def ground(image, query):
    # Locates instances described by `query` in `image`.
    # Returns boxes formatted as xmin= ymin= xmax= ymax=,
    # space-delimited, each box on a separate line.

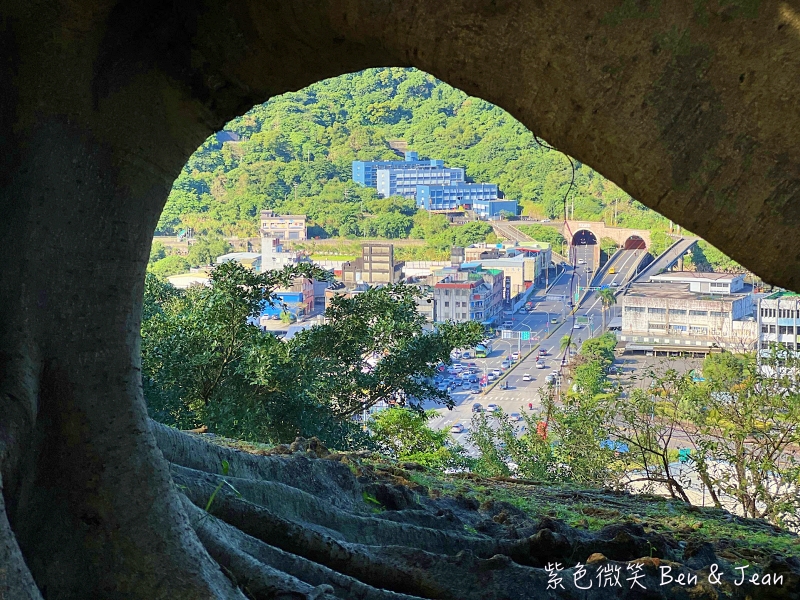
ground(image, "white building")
xmin=261 ymin=236 xmax=301 ymax=273
xmin=620 ymin=273 xmax=756 ymax=354
xmin=649 ymin=271 xmax=746 ymax=295
xmin=758 ymin=291 xmax=800 ymax=353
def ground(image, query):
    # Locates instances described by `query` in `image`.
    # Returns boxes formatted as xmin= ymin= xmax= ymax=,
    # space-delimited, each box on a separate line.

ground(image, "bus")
xmin=475 ymin=342 xmax=492 ymax=358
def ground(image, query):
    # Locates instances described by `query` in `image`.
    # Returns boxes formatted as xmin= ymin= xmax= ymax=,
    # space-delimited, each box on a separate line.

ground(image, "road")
xmin=426 ymin=259 xmax=593 ymax=441
xmin=426 ymin=245 xmax=668 ymax=443
xmin=630 ymin=237 xmax=698 ymax=284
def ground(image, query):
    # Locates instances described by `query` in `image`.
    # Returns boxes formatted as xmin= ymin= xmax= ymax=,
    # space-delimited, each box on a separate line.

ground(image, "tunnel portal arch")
xmin=624 ymin=235 xmax=647 ymax=250
xmin=572 ymin=229 xmax=598 ymax=246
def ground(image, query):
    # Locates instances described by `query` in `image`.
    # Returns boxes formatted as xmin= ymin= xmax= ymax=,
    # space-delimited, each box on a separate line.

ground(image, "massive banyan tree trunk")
xmin=0 ymin=0 xmax=798 ymax=597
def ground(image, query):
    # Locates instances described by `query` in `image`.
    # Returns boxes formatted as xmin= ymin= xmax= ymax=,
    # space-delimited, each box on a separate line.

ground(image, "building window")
xmin=689 ymin=310 xmax=708 ymax=316
xmin=670 ymin=309 xmax=687 ymax=315
xmin=710 ymin=311 xmax=728 ymax=318
xmin=444 ymin=302 xmax=449 ymax=307
xmin=779 ymin=325 xmax=795 ymax=335
xmin=625 ymin=306 xmax=645 ymax=313
xmin=689 ymin=326 xmax=708 ymax=335
xmin=647 ymin=308 xmax=666 ymax=314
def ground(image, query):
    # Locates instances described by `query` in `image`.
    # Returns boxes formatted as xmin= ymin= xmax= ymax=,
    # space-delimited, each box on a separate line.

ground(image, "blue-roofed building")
xmin=376 ymin=165 xmax=464 ymax=198
xmin=352 ymin=151 xmax=445 ymax=188
xmin=472 ymin=199 xmax=519 ymax=219
xmin=416 ymin=183 xmax=499 ymax=211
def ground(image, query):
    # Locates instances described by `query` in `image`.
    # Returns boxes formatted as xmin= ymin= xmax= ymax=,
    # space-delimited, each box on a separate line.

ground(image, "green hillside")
xmin=157 ymin=67 xmax=739 ymax=270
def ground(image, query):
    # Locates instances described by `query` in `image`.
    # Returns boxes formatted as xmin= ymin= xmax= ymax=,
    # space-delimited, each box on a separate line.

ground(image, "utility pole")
xmin=293 ymin=182 xmax=298 ymax=202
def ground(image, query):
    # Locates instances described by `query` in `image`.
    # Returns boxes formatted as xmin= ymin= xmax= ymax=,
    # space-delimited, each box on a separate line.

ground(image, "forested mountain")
xmin=157 ymin=67 xmax=738 ymax=271
xmin=160 ymin=68 xmax=663 ymax=237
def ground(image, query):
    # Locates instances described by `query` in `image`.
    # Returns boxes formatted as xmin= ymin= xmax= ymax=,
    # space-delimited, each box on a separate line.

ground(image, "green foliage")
xmin=580 ymin=332 xmax=617 ymax=366
xmin=148 ymin=254 xmax=191 ymax=278
xmin=186 ymin=235 xmax=233 ymax=267
xmin=142 ymin=265 xmax=481 ymax=449
xmin=290 ymin=284 xmax=484 ymax=418
xmin=686 ymin=241 xmax=743 ymax=273
xmin=516 ymin=224 xmax=566 ymax=249
xmin=368 ymin=408 xmax=471 ymax=470
xmin=648 ymin=231 xmax=673 ymax=257
xmin=159 ymin=68 xmax=676 ymax=249
xmin=149 ymin=241 xmax=168 ymax=263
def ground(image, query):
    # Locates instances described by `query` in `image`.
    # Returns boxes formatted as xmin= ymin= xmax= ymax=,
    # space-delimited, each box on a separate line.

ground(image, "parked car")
xmin=472 ymin=403 xmax=483 ymax=413
xmin=536 ymin=361 xmax=545 ymax=369
xmin=522 ymin=373 xmax=532 ymax=381
xmin=509 ymin=412 xmax=521 ymax=422
xmin=486 ymin=403 xmax=499 ymax=413
xmin=450 ymin=423 xmax=465 ymax=434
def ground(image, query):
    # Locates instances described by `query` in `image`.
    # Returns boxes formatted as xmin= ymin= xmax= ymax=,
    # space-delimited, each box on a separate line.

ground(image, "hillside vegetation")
xmin=155 ymin=67 xmax=739 ymax=270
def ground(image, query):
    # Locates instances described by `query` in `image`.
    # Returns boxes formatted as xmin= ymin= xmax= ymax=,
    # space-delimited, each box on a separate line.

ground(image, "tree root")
xmin=171 ymin=463 xmax=500 ymax=555
xmin=186 ymin=499 xmax=426 ymax=600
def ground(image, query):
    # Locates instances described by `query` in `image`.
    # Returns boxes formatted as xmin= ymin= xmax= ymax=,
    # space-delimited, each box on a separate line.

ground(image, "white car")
xmin=578 ymin=259 xmax=585 ymax=264
xmin=492 ymin=368 xmax=502 ymax=377
xmin=611 ymin=281 xmax=619 ymax=287
xmin=486 ymin=404 xmax=499 ymax=413
xmin=450 ymin=423 xmax=465 ymax=434
xmin=536 ymin=361 xmax=545 ymax=369
xmin=510 ymin=352 xmax=520 ymax=361
xmin=522 ymin=373 xmax=532 ymax=381
xmin=487 ymin=373 xmax=497 ymax=382
xmin=573 ymin=323 xmax=581 ymax=329
xmin=509 ymin=412 xmax=521 ymax=422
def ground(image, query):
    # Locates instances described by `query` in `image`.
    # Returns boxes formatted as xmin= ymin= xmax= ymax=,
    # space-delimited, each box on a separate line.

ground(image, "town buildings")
xmin=352 ymin=150 xmax=517 ymax=215
xmin=215 ymin=252 xmax=262 ymax=271
xmin=431 ymin=265 xmax=504 ymax=325
xmin=619 ymin=272 xmax=757 ymax=353
xmin=376 ymin=165 xmax=464 ymax=198
xmin=758 ymin=291 xmax=800 ymax=353
xmin=341 ymin=243 xmax=404 ymax=285
xmin=261 ymin=235 xmax=302 ymax=272
xmin=259 ymin=210 xmax=307 ymax=241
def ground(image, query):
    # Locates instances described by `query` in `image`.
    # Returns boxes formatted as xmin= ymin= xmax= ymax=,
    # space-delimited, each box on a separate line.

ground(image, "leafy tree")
xmin=579 ymin=332 xmax=617 ymax=367
xmin=559 ymin=334 xmax=576 ymax=356
xmin=368 ymin=408 xmax=471 ymax=470
xmin=149 ymin=240 xmax=168 ymax=263
xmin=186 ymin=235 xmax=233 ymax=267
xmin=290 ymin=284 xmax=484 ymax=418
xmin=598 ymin=288 xmax=617 ymax=331
xmin=148 ymin=254 xmax=190 ymax=278
xmin=516 ymin=223 xmax=566 ymax=250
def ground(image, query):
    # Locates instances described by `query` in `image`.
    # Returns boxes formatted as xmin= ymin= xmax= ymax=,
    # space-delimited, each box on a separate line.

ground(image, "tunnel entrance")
xmin=572 ymin=229 xmax=598 ymax=246
xmin=624 ymin=235 xmax=646 ymax=250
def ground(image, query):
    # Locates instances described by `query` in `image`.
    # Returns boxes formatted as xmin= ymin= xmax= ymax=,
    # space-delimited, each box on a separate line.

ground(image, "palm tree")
xmin=560 ymin=334 xmax=576 ymax=358
xmin=598 ymin=288 xmax=617 ymax=331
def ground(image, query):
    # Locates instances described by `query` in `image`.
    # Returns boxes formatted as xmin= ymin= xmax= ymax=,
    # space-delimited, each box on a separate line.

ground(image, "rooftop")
xmin=766 ymin=291 xmax=800 ymax=299
xmin=625 ymin=282 xmax=751 ymax=302
xmin=650 ymin=271 xmax=744 ymax=282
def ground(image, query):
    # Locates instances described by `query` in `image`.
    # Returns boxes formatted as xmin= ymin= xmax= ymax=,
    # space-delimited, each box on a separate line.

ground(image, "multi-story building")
xmin=472 ymin=199 xmax=519 ymax=219
xmin=352 ymin=151 xmax=445 ymax=188
xmin=757 ymin=291 xmax=800 ymax=353
xmin=324 ymin=281 xmax=371 ymax=310
xmin=432 ymin=266 xmax=504 ymax=324
xmin=649 ymin=271 xmax=746 ymax=294
xmin=341 ymin=243 xmax=404 ymax=285
xmin=376 ymin=165 xmax=464 ymax=198
xmin=215 ymin=252 xmax=262 ymax=271
xmin=259 ymin=277 xmax=314 ymax=321
xmin=416 ymin=183 xmax=499 ymax=211
xmin=260 ymin=210 xmax=307 ymax=241
xmin=261 ymin=236 xmax=302 ymax=273
xmin=619 ymin=274 xmax=756 ymax=353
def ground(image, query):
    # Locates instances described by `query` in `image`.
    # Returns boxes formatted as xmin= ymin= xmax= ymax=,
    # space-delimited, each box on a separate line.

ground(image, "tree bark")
xmin=2 ymin=0 xmax=800 ymax=597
